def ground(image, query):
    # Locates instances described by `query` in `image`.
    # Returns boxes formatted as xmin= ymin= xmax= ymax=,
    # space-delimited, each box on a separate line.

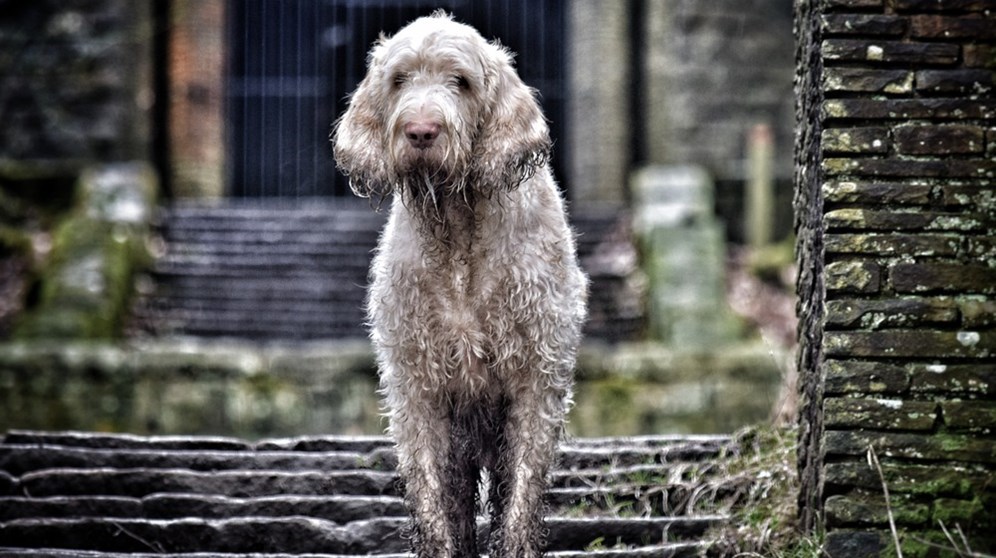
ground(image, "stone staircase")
xmin=129 ymin=200 xmax=644 ymax=343
xmin=0 ymin=430 xmax=735 ymax=557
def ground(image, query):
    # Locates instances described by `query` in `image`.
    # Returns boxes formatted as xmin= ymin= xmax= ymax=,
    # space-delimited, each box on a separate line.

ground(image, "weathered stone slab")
xmin=0 ymin=516 xmax=408 ymax=554
xmin=823 ymin=68 xmax=913 ymax=94
xmin=943 ymin=400 xmax=996 ymax=434
xmin=823 ymin=209 xmax=985 ymax=231
xmin=824 ymin=233 xmax=960 ymax=256
xmin=911 ymin=14 xmax=996 ymax=40
xmin=895 ymin=0 xmax=996 ymax=10
xmin=17 ymin=468 xmax=400 ymax=498
xmin=824 ymin=397 xmax=937 ymax=430
xmin=824 ymin=330 xmax=996 ymax=359
xmin=893 ymin=124 xmax=986 ymax=155
xmin=960 ymin=299 xmax=996 ymax=328
xmin=823 ymin=529 xmax=883 ymax=558
xmin=825 ymin=261 xmax=881 ymax=294
xmin=916 ymin=69 xmax=994 ymax=95
xmin=822 ymin=39 xmax=959 ymax=64
xmin=0 ymin=446 xmax=394 ymax=477
xmin=821 ymin=14 xmax=908 ymax=36
xmin=823 ymin=430 xmax=996 ymax=463
xmin=823 ymin=157 xmax=996 ymax=178
xmin=825 ymin=297 xmax=959 ymax=330
xmin=824 ymin=460 xmax=994 ymax=497
xmin=0 ymin=496 xmax=142 ymax=521
xmin=825 ymin=491 xmax=930 ymax=526
xmin=1 ymin=430 xmax=250 ymax=451
xmin=823 ymin=98 xmax=996 ymax=121
xmin=141 ymin=494 xmax=406 ymax=522
xmin=544 ymin=516 xmax=721 ymax=551
xmin=822 ymin=181 xmax=933 ymax=205
xmin=909 ymin=362 xmax=995 ymax=396
xmin=892 ymin=263 xmax=996 ymax=294
xmin=821 ymin=127 xmax=889 ymax=154
xmin=823 ymin=360 xmax=909 ymax=395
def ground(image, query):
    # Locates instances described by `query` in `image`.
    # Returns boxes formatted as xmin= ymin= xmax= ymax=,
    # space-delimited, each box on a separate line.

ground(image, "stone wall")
xmin=795 ymin=0 xmax=995 ymax=555
xmin=0 ymin=0 xmax=153 ymax=165
xmin=644 ymin=0 xmax=796 ymax=180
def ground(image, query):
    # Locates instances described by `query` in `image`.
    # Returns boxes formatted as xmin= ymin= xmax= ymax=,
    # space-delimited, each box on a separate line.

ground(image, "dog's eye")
xmin=392 ymin=73 xmax=409 ymax=87
xmin=452 ymin=75 xmax=470 ymax=90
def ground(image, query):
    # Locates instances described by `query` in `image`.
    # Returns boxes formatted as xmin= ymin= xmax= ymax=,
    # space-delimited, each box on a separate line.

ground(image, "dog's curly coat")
xmin=333 ymin=12 xmax=587 ymax=558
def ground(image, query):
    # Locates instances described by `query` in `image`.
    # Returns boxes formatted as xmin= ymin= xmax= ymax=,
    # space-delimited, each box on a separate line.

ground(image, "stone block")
xmin=825 ymin=260 xmax=881 ymax=293
xmin=824 ymin=209 xmax=985 ymax=231
xmin=822 ymin=39 xmax=959 ymax=64
xmin=916 ymin=69 xmax=994 ymax=95
xmin=824 ymin=298 xmax=959 ymax=329
xmin=911 ymin=14 xmax=996 ymax=40
xmin=962 ymin=44 xmax=995 ymax=68
xmin=821 ymin=127 xmax=890 ymax=154
xmin=824 ymin=397 xmax=937 ymax=430
xmin=960 ymin=299 xmax=996 ymax=328
xmin=938 ymin=183 xmax=996 ymax=208
xmin=824 ymin=233 xmax=960 ymax=256
xmin=909 ymin=362 xmax=995 ymax=396
xmin=823 ymin=359 xmax=910 ymax=395
xmin=895 ymin=0 xmax=996 ymax=10
xmin=821 ymin=14 xmax=908 ymax=36
xmin=823 ymin=157 xmax=996 ymax=178
xmin=824 ymin=459 xmax=994 ymax=496
xmin=823 ymin=529 xmax=883 ymax=558
xmin=821 ymin=181 xmax=933 ymax=205
xmin=823 ymin=68 xmax=913 ymax=94
xmin=825 ymin=491 xmax=931 ymax=526
xmin=823 ymin=98 xmax=996 ymax=121
xmin=893 ymin=124 xmax=985 ymax=155
xmin=823 ymin=330 xmax=996 ymax=358
xmin=943 ymin=400 xmax=996 ymax=434
xmin=892 ymin=263 xmax=996 ymax=294
xmin=823 ymin=429 xmax=996 ymax=463
xmin=823 ymin=0 xmax=882 ymax=7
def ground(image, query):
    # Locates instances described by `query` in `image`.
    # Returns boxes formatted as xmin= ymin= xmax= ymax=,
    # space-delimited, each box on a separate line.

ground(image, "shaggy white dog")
xmin=333 ymin=12 xmax=587 ymax=558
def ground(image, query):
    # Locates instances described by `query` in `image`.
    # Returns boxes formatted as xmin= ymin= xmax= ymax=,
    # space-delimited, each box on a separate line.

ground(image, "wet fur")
xmin=332 ymin=12 xmax=588 ymax=558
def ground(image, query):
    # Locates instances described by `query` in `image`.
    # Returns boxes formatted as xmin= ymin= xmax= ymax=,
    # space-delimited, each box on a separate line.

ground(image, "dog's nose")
xmin=404 ymin=121 xmax=441 ymax=149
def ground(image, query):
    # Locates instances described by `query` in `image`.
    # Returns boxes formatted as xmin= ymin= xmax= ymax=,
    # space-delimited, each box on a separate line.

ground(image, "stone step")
xmin=0 ymin=516 xmax=721 ymax=554
xmin=0 ymin=552 xmax=706 ymax=558
xmin=131 ymin=201 xmax=644 ymax=342
xmin=0 ymin=431 xmax=733 ymax=555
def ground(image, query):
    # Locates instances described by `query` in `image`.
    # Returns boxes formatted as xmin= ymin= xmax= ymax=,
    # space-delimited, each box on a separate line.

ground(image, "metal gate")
xmin=226 ymin=0 xmax=567 ymax=198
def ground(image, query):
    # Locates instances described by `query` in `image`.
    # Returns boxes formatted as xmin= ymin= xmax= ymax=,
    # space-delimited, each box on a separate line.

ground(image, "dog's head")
xmin=332 ymin=12 xmax=551 ymax=204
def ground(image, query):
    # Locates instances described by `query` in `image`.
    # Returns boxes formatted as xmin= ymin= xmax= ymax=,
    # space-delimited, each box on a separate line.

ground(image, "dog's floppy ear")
xmin=472 ymin=43 xmax=552 ymax=194
xmin=332 ymin=41 xmax=392 ymax=200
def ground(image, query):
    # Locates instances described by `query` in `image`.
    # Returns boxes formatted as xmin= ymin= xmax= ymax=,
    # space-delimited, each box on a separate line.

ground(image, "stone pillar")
xmin=169 ymin=0 xmax=226 ymax=198
xmin=795 ymin=0 xmax=996 ymax=554
xmin=632 ymin=165 xmax=739 ymax=348
xmin=567 ymin=0 xmax=629 ymax=204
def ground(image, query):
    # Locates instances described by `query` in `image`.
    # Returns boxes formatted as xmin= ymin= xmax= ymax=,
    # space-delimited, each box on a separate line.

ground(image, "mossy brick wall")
xmin=795 ymin=0 xmax=996 ymax=555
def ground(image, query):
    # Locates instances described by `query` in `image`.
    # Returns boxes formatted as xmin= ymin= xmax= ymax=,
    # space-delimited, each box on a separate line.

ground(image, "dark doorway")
xmin=226 ymin=0 xmax=567 ymax=198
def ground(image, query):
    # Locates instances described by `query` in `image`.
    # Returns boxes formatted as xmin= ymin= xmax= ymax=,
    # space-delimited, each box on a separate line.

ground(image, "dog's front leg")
xmin=389 ymin=395 xmax=458 ymax=557
xmin=490 ymin=382 xmax=567 ymax=558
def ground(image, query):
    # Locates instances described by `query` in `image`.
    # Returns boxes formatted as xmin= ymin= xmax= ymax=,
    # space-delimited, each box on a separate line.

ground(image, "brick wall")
xmin=795 ymin=0 xmax=995 ymax=555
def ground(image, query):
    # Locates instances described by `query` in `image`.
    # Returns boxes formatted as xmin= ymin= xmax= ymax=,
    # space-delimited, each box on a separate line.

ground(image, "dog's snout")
xmin=404 ymin=121 xmax=441 ymax=149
